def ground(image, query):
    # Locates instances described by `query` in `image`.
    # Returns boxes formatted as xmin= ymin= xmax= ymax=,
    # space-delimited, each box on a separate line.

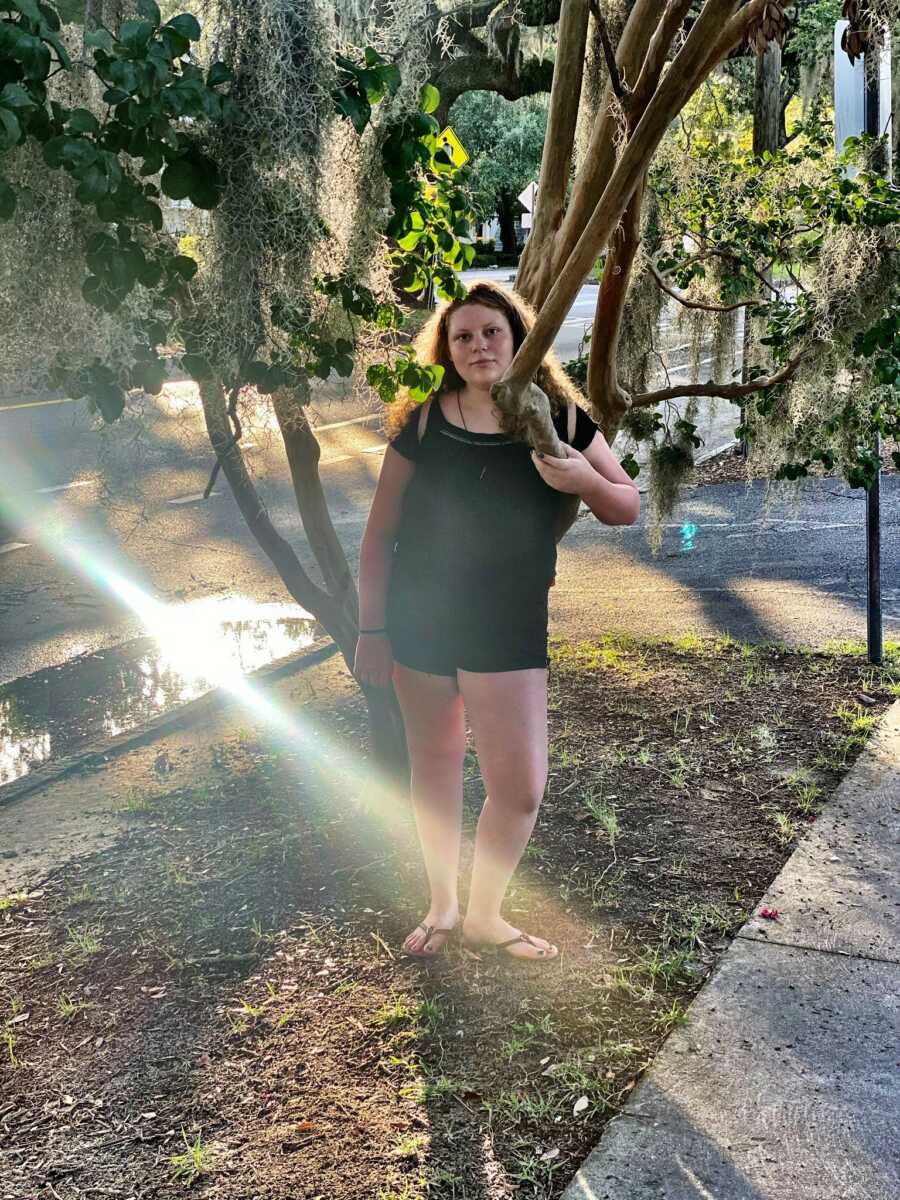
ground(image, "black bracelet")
xmin=359 ymin=627 xmax=387 ymax=634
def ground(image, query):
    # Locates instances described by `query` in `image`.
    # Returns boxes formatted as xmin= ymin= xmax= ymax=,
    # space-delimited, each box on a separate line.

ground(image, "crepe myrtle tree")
xmin=485 ymin=0 xmax=900 ymax=534
xmin=0 ymin=0 xmax=475 ymax=775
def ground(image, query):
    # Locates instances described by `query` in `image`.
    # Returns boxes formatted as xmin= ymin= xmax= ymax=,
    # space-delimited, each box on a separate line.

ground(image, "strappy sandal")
xmin=463 ymin=930 xmax=559 ymax=961
xmin=402 ymin=922 xmax=457 ymax=959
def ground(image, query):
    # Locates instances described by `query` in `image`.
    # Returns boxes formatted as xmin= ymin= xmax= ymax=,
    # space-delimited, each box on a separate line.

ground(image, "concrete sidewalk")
xmin=565 ymin=699 xmax=900 ymax=1200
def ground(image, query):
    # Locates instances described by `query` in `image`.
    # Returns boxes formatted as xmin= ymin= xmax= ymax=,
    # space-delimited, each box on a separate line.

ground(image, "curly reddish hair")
xmin=384 ymin=280 xmax=585 ymax=437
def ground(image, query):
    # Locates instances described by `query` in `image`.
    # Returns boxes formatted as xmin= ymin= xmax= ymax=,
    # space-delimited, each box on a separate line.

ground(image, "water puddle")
xmin=0 ymin=597 xmax=320 ymax=788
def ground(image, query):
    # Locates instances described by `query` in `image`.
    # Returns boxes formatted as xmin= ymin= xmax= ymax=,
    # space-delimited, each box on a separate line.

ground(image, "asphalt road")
xmin=5 ymin=270 xmax=869 ymax=689
xmin=2 ymin=370 xmax=897 ymax=690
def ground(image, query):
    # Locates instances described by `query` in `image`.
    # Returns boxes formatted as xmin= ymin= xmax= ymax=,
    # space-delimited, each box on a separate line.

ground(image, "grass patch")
xmin=2 ymin=632 xmax=894 ymax=1199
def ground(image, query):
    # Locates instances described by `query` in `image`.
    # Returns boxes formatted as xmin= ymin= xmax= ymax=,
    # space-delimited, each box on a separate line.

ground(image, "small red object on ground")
xmin=759 ymin=906 xmax=780 ymax=920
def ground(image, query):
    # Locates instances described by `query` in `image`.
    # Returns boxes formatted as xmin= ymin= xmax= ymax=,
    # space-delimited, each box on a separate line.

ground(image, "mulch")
xmin=1 ymin=635 xmax=897 ymax=1198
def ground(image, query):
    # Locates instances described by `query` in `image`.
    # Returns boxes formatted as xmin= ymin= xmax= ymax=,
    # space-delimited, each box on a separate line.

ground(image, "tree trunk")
xmin=496 ymin=191 xmax=519 ymax=254
xmin=272 ymin=382 xmax=358 ymax=612
xmin=199 ymin=373 xmax=411 ymax=777
xmin=741 ymin=38 xmax=782 ymax=452
xmin=361 ymin=685 xmax=410 ymax=792
xmin=753 ymin=40 xmax=782 ymax=157
xmin=587 ymin=176 xmax=645 ymax=439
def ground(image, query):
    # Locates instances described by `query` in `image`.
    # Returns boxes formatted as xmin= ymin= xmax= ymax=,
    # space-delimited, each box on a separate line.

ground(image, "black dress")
xmin=385 ymin=394 xmax=598 ymax=675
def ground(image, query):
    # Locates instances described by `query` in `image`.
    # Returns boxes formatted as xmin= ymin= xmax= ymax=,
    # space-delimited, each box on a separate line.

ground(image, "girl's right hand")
xmin=353 ymin=632 xmax=394 ymax=689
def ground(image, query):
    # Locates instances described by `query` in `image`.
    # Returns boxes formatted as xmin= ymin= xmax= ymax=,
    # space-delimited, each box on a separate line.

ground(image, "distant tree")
xmin=449 ymin=91 xmax=547 ymax=251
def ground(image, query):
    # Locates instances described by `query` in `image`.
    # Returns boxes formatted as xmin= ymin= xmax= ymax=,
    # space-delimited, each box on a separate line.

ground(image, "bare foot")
xmin=462 ymin=915 xmax=558 ymax=960
xmin=402 ymin=908 xmax=459 ymax=957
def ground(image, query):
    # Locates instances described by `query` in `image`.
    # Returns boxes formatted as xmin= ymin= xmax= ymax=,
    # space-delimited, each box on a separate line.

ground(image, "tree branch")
xmin=631 ymin=0 xmax=694 ymax=111
xmin=591 ymin=2 xmax=626 ymax=101
xmin=431 ymin=47 xmax=554 ymax=125
xmin=630 ymin=347 xmax=809 ymax=408
xmin=647 ymin=258 xmax=768 ymax=312
xmin=198 ymin=375 xmax=356 ymax=660
xmin=680 ymin=237 xmax=782 ymax=297
xmin=508 ymin=0 xmax=746 ymax=384
xmin=441 ymin=0 xmax=563 ymax=32
xmin=519 ymin=0 xmax=590 ymax=250
xmin=519 ymin=0 xmax=660 ymax=307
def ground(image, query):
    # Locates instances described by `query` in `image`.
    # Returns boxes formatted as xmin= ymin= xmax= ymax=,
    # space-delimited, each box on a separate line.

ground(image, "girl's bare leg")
xmin=393 ymin=663 xmax=467 ymax=954
xmin=458 ymin=666 xmax=556 ymax=960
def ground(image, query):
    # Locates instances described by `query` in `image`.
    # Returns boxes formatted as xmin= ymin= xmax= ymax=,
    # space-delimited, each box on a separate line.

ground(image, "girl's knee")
xmin=408 ymin=733 xmax=467 ymax=773
xmin=489 ymin=783 xmax=546 ymax=819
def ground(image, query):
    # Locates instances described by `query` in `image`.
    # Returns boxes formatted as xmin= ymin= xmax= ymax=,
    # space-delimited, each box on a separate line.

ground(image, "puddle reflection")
xmin=0 ymin=597 xmax=318 ymax=787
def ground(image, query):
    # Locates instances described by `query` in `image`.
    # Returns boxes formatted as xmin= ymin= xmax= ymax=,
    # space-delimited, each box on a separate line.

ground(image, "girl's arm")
xmin=358 ymin=445 xmax=416 ymax=627
xmin=531 ymin=431 xmax=640 ymax=526
xmin=354 ymin=447 xmax=416 ymax=687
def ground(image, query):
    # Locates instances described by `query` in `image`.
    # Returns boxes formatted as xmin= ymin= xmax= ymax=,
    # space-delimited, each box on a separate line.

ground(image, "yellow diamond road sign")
xmin=437 ymin=125 xmax=469 ymax=168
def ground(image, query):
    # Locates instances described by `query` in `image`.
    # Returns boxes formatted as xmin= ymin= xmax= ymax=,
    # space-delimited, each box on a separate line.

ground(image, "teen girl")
xmin=354 ymin=282 xmax=640 ymax=962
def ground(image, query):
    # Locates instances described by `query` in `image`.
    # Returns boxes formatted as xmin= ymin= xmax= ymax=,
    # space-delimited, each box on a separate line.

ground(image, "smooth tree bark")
xmin=498 ymin=0 xmax=807 ymax=448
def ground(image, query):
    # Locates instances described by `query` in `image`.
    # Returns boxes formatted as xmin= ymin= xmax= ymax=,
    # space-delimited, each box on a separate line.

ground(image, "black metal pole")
xmin=864 ymin=46 xmax=883 ymax=665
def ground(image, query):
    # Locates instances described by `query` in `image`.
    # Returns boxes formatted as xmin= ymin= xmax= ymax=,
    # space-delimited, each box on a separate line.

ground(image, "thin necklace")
xmin=458 ymin=390 xmax=487 ymax=481
xmin=456 ymin=390 xmax=468 ymax=431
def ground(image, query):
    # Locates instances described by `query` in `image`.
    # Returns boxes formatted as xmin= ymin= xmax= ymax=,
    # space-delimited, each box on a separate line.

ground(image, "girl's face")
xmin=446 ymin=303 xmax=516 ymax=389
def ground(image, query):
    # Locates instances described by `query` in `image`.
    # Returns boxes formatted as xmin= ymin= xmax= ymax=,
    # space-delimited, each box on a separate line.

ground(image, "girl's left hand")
xmin=531 ymin=444 xmax=594 ymax=495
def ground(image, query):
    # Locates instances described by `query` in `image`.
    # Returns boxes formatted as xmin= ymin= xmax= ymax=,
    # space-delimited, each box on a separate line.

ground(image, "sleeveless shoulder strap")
xmin=417 ymin=398 xmax=432 ymax=443
xmin=566 ymin=400 xmax=576 ymax=444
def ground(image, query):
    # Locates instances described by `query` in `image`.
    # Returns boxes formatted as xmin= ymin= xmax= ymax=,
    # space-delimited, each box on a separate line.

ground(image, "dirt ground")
xmin=1 ymin=634 xmax=898 ymax=1199
xmin=691 ymin=438 xmax=899 ymax=489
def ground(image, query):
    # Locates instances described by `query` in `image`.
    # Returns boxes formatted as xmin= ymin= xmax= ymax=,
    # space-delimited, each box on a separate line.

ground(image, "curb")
xmin=695 ymin=437 xmax=739 ymax=465
xmin=0 ymin=639 xmax=341 ymax=810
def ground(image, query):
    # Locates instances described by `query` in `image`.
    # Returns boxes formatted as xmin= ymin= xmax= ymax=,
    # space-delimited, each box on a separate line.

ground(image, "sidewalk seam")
xmin=735 ymin=931 xmax=900 ymax=970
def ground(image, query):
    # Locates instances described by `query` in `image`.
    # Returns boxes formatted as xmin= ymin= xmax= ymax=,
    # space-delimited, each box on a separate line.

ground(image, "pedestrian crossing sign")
xmin=437 ymin=126 xmax=469 ymax=168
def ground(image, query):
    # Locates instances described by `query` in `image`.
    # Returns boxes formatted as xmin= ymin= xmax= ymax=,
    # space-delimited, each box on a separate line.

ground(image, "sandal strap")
xmin=416 ymin=923 xmax=455 ymax=939
xmin=496 ymin=932 xmax=531 ymax=950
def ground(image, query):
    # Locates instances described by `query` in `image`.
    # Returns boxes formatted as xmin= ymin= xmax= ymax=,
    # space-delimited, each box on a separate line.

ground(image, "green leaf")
xmin=181 ymin=352 xmax=212 ymax=380
xmin=165 ymin=13 xmax=201 ymax=41
xmin=160 ymin=155 xmax=194 ymax=200
xmin=0 ymin=107 xmax=21 ymax=149
xmin=619 ymin=452 xmax=640 ymax=480
xmin=158 ymin=25 xmax=189 ymax=59
xmin=139 ymin=146 xmax=163 ymax=176
xmin=0 ymin=176 xmax=15 ymax=220
xmin=54 ymin=0 xmax=84 ymax=22
xmin=420 ymin=82 xmax=439 ymax=114
xmin=170 ymin=253 xmax=197 ymax=279
xmin=137 ymin=258 xmax=163 ymax=287
xmin=12 ymin=0 xmax=42 ymax=23
xmin=131 ymin=355 xmax=165 ymax=393
xmin=333 ymin=86 xmax=370 ymax=135
xmin=37 ymin=1 xmax=60 ymax=30
xmin=119 ymin=18 xmax=155 ymax=52
xmin=136 ymin=0 xmax=161 ymax=25
xmin=105 ymin=58 xmax=139 ymax=93
xmin=0 ymin=82 xmax=35 ymax=109
xmin=207 ymin=61 xmax=232 ymax=86
xmin=18 ymin=33 xmax=51 ymax=79
xmin=60 ymin=136 xmax=98 ymax=169
xmin=42 ymin=28 xmax=70 ymax=68
xmin=74 ymin=160 xmax=110 ymax=201
xmin=67 ymin=107 xmax=100 ymax=134
xmin=187 ymin=170 xmax=220 ymax=209
xmin=94 ymin=381 xmax=126 ymax=423
xmin=84 ymin=27 xmax=114 ymax=52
